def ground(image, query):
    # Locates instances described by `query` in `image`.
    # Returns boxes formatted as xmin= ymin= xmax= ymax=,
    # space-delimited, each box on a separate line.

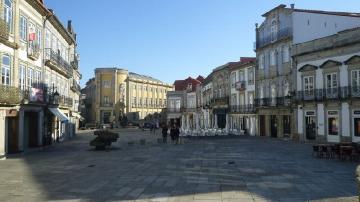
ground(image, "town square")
xmin=1 ymin=0 xmax=360 ymax=201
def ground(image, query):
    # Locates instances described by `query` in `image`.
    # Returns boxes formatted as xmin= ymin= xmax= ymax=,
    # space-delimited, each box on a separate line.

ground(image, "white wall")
xmin=341 ymin=103 xmax=350 ymax=137
xmin=317 ymin=104 xmax=325 ymax=136
xmin=297 ymin=106 xmax=303 ymax=134
xmin=0 ymin=110 xmax=6 ymax=156
xmin=293 ymin=12 xmax=360 ymax=44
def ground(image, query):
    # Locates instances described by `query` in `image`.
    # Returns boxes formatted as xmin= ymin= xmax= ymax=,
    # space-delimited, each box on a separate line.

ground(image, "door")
xmin=353 ymin=110 xmax=360 ymax=142
xmin=7 ymin=117 xmax=19 ymax=153
xmin=283 ymin=115 xmax=291 ymax=135
xmin=327 ymin=110 xmax=340 ymax=143
xmin=259 ymin=115 xmax=265 ymax=136
xmin=27 ymin=112 xmax=39 ymax=148
xmin=270 ymin=115 xmax=277 ymax=137
xmin=217 ymin=114 xmax=226 ymax=129
xmin=305 ymin=116 xmax=316 ymax=140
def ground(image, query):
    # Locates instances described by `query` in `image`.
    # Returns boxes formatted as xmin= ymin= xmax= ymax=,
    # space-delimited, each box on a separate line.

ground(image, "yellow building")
xmin=92 ymin=68 xmax=173 ymax=125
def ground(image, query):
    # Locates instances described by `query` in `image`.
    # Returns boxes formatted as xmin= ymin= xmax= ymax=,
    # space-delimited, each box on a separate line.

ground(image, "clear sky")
xmin=44 ymin=0 xmax=360 ymax=87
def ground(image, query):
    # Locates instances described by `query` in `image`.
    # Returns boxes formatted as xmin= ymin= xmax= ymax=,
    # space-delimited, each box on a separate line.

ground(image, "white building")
xmin=293 ymin=27 xmax=360 ymax=143
xmin=0 ymin=0 xmax=81 ymax=157
xmin=229 ymin=58 xmax=257 ymax=136
xmin=255 ymin=4 xmax=360 ymax=138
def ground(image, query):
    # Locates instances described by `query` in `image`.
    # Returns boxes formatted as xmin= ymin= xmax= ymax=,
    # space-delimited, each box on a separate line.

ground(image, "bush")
xmin=90 ymin=130 xmax=119 ymax=150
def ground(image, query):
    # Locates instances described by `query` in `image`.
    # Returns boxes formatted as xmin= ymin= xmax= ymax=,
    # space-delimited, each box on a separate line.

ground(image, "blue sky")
xmin=45 ymin=0 xmax=360 ymax=87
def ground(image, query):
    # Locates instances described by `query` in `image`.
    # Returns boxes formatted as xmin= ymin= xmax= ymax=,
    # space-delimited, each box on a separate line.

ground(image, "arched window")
xmin=271 ymin=19 xmax=277 ymax=41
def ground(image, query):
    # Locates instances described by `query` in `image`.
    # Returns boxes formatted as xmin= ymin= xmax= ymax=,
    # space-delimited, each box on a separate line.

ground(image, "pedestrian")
xmin=161 ymin=123 xmax=168 ymax=143
xmin=170 ymin=124 xmax=176 ymax=144
xmin=152 ymin=122 xmax=157 ymax=135
xmin=175 ymin=124 xmax=180 ymax=144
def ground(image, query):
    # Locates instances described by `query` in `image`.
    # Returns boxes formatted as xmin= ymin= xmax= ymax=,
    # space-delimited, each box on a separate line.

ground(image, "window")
xmin=231 ymin=94 xmax=237 ymax=106
xmin=283 ymin=80 xmax=290 ymax=96
xmin=19 ymin=64 xmax=26 ymax=90
xmin=248 ymin=92 xmax=254 ymax=105
xmin=282 ymin=46 xmax=289 ymax=63
xmin=36 ymin=28 xmax=42 ymax=48
xmin=34 ymin=70 xmax=41 ymax=88
xmin=4 ymin=0 xmax=13 ymax=33
xmin=259 ymin=85 xmax=264 ymax=99
xmin=45 ymin=29 xmax=51 ymax=49
xmin=187 ymin=83 xmax=192 ymax=91
xmin=133 ymin=97 xmax=137 ymax=107
xmin=248 ymin=68 xmax=254 ymax=85
xmin=271 ymin=19 xmax=278 ymax=41
xmin=270 ymin=50 xmax=276 ymax=66
xmin=139 ymin=98 xmax=143 ymax=106
xmin=1 ymin=55 xmax=11 ymax=85
xmin=239 ymin=71 xmax=245 ymax=82
xmin=326 ymin=73 xmax=338 ymax=89
xmin=103 ymin=96 xmax=110 ymax=104
xmin=258 ymin=54 xmax=264 ymax=69
xmin=27 ymin=68 xmax=33 ymax=89
xmin=19 ymin=15 xmax=27 ymax=41
xmin=102 ymin=80 xmax=110 ymax=88
xmin=351 ymin=70 xmax=360 ymax=93
xmin=230 ymin=72 xmax=236 ymax=87
xmin=304 ymin=76 xmax=314 ymax=95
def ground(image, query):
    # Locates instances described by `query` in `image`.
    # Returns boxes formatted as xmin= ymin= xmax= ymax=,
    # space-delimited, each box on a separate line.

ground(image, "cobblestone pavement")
xmin=0 ymin=128 xmax=358 ymax=202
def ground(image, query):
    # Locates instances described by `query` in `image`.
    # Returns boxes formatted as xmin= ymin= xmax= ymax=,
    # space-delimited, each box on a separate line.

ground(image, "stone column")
xmin=225 ymin=114 xmax=229 ymax=133
xmin=0 ymin=110 xmax=6 ymax=156
xmin=214 ymin=114 xmax=218 ymax=129
xmin=18 ymin=109 xmax=24 ymax=152
xmin=195 ymin=113 xmax=200 ymax=131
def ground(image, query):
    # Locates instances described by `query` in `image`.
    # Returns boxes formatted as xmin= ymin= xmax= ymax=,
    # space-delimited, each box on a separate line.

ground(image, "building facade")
xmin=0 ymin=0 xmax=81 ymax=157
xmin=92 ymin=68 xmax=173 ymax=126
xmin=293 ymin=27 xmax=360 ymax=143
xmin=255 ymin=4 xmax=360 ymax=138
xmin=229 ymin=58 xmax=257 ymax=136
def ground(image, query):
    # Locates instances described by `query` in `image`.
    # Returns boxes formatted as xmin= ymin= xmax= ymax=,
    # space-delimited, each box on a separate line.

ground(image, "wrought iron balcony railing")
xmin=167 ymin=108 xmax=182 ymax=113
xmin=0 ymin=18 xmax=9 ymax=41
xmin=211 ymin=96 xmax=229 ymax=105
xmin=235 ymin=81 xmax=246 ymax=91
xmin=230 ymin=104 xmax=256 ymax=113
xmin=0 ymin=84 xmax=22 ymax=104
xmin=101 ymin=102 xmax=113 ymax=107
xmin=255 ymin=97 xmax=292 ymax=107
xmin=70 ymin=79 xmax=81 ymax=93
xmin=71 ymin=53 xmax=79 ymax=70
xmin=256 ymin=27 xmax=292 ymax=49
xmin=44 ymin=48 xmax=73 ymax=78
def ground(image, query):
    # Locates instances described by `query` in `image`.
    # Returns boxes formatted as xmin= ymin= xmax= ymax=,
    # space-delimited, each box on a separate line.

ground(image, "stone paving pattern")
xmin=0 ymin=128 xmax=358 ymax=202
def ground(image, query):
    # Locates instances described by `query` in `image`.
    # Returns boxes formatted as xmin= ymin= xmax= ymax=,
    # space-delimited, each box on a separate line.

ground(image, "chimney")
xmin=67 ymin=20 xmax=73 ymax=33
xmin=290 ymin=4 xmax=295 ymax=9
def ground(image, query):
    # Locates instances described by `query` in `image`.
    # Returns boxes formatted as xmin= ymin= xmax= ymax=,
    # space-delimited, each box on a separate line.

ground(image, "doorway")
xmin=270 ymin=115 xmax=277 ymax=138
xmin=26 ymin=112 xmax=39 ymax=148
xmin=305 ymin=116 xmax=316 ymax=140
xmin=7 ymin=117 xmax=19 ymax=153
xmin=259 ymin=115 xmax=265 ymax=136
xmin=283 ymin=115 xmax=291 ymax=135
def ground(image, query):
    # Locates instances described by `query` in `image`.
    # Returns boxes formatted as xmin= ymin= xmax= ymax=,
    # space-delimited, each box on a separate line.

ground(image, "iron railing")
xmin=0 ymin=84 xmax=22 ymax=104
xmin=0 ymin=18 xmax=9 ymax=41
xmin=44 ymin=48 xmax=73 ymax=78
xmin=230 ymin=104 xmax=255 ymax=113
xmin=101 ymin=102 xmax=113 ymax=107
xmin=27 ymin=42 xmax=40 ymax=60
xmin=235 ymin=81 xmax=246 ymax=91
xmin=167 ymin=108 xmax=182 ymax=113
xmin=70 ymin=79 xmax=81 ymax=93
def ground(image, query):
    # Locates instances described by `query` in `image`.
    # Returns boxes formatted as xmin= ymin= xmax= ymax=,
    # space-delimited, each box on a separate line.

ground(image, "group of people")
xmin=161 ymin=124 xmax=180 ymax=144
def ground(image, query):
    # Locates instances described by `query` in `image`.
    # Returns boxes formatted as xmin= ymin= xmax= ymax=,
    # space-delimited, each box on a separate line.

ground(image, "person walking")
xmin=170 ymin=124 xmax=176 ymax=144
xmin=161 ymin=123 xmax=168 ymax=143
xmin=175 ymin=124 xmax=180 ymax=144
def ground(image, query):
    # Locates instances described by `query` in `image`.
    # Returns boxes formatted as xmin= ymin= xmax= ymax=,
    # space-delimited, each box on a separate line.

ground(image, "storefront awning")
xmin=72 ymin=112 xmax=85 ymax=121
xmin=49 ymin=108 xmax=69 ymax=122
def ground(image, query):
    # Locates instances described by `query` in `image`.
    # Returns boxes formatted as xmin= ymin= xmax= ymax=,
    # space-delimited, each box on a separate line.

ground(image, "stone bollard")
xmin=356 ymin=165 xmax=360 ymax=202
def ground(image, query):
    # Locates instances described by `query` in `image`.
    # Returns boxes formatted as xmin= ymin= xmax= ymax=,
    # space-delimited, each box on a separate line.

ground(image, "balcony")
xmin=350 ymin=86 xmax=360 ymax=97
xmin=70 ymin=79 xmax=81 ymax=93
xmin=44 ymin=48 xmax=73 ymax=78
xmin=211 ymin=96 xmax=229 ymax=105
xmin=325 ymin=87 xmax=339 ymax=99
xmin=276 ymin=96 xmax=292 ymax=106
xmin=101 ymin=102 xmax=113 ymax=107
xmin=27 ymin=42 xmax=40 ymax=60
xmin=0 ymin=18 xmax=9 ymax=41
xmin=235 ymin=81 xmax=246 ymax=91
xmin=255 ymin=98 xmax=270 ymax=107
xmin=71 ymin=53 xmax=79 ymax=70
xmin=256 ymin=27 xmax=292 ymax=49
xmin=230 ymin=104 xmax=255 ymax=113
xmin=0 ymin=84 xmax=22 ymax=104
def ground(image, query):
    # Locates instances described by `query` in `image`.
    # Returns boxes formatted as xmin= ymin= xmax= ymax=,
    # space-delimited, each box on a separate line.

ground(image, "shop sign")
xmin=328 ymin=111 xmax=338 ymax=115
xmin=306 ymin=111 xmax=315 ymax=116
xmin=354 ymin=110 xmax=360 ymax=115
xmin=30 ymin=88 xmax=44 ymax=102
